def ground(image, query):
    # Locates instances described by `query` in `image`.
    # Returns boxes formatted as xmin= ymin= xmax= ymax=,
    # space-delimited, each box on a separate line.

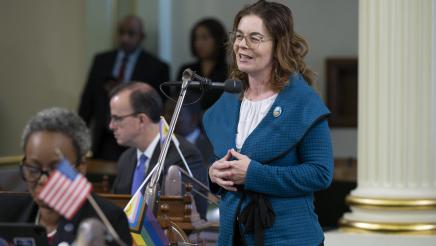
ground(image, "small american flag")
xmin=38 ymin=159 xmax=92 ymax=220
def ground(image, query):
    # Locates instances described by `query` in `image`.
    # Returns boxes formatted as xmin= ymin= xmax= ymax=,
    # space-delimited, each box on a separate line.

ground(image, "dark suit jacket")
xmin=78 ymin=49 xmax=169 ymax=161
xmin=112 ymin=137 xmax=208 ymax=219
xmin=0 ymin=192 xmax=132 ymax=246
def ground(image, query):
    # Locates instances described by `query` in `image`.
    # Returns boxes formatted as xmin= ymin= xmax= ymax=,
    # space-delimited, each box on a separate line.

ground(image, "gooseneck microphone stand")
xmin=144 ymin=68 xmax=195 ymax=215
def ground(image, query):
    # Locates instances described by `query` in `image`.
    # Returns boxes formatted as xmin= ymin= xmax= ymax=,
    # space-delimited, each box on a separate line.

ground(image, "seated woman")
xmin=0 ymin=107 xmax=132 ymax=245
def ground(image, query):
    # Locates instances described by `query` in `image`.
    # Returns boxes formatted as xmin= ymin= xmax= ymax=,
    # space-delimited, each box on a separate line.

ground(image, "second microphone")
xmin=163 ymin=79 xmax=243 ymax=93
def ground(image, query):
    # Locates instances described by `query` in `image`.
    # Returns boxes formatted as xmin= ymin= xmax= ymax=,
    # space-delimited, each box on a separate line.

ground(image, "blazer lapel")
xmin=54 ymin=216 xmax=78 ymax=244
xmin=241 ymin=76 xmax=330 ymax=163
xmin=147 ymin=143 xmax=161 ymax=178
xmin=124 ymin=148 xmax=138 ymax=192
xmin=53 ymin=196 xmax=94 ymax=245
xmin=240 ymin=87 xmax=292 ymax=162
xmin=204 ymin=74 xmax=330 ymax=164
xmin=130 ymin=50 xmax=145 ymax=80
xmin=108 ymin=51 xmax=118 ymax=75
xmin=203 ymin=92 xmax=241 ymax=159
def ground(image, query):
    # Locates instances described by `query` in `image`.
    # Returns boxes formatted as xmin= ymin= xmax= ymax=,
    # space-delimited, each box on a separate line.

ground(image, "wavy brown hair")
xmin=229 ymin=0 xmax=316 ymax=91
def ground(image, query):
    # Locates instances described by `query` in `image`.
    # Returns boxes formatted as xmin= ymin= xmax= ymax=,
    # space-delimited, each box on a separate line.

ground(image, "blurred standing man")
xmin=78 ymin=15 xmax=169 ymax=161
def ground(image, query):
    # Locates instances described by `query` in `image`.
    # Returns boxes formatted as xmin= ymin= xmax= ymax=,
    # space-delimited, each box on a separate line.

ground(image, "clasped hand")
xmin=209 ymin=149 xmax=250 ymax=192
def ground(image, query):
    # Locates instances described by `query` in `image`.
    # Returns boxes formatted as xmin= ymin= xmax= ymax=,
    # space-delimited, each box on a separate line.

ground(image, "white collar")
xmin=136 ymin=134 xmax=160 ymax=166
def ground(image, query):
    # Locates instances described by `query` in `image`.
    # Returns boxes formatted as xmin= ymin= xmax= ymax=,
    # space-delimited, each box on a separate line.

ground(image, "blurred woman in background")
xmin=177 ymin=18 xmax=228 ymax=110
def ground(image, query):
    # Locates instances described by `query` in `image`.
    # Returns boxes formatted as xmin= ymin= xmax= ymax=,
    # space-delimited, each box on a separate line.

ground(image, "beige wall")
xmin=85 ymin=0 xmax=116 ymax=67
xmin=0 ymin=1 xmax=86 ymax=155
xmin=0 ymin=0 xmax=358 ymax=158
xmin=0 ymin=0 xmax=156 ymax=156
xmin=135 ymin=0 xmax=160 ymax=55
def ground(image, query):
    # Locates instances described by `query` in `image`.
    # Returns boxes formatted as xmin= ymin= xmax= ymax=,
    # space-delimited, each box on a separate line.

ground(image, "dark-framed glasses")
xmin=110 ymin=112 xmax=139 ymax=124
xmin=20 ymin=157 xmax=79 ymax=183
xmin=20 ymin=159 xmax=56 ymax=183
xmin=229 ymin=31 xmax=272 ymax=47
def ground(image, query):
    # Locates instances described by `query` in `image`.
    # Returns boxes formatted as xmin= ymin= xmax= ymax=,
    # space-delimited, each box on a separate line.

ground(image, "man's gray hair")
xmin=21 ymin=107 xmax=91 ymax=161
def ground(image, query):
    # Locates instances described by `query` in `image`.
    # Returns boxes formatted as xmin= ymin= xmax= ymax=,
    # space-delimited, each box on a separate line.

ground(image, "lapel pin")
xmin=273 ymin=106 xmax=282 ymax=118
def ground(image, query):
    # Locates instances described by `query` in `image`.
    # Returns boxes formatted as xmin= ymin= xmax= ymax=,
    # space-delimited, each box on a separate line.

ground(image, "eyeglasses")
xmin=110 ymin=112 xmax=139 ymax=124
xmin=20 ymin=163 xmax=53 ymax=182
xmin=19 ymin=157 xmax=61 ymax=182
xmin=229 ymin=31 xmax=272 ymax=48
xmin=20 ymin=157 xmax=80 ymax=183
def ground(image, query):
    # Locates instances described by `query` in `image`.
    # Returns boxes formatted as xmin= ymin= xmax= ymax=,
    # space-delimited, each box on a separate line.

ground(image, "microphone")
xmin=164 ymin=165 xmax=182 ymax=196
xmin=167 ymin=68 xmax=243 ymax=93
xmin=74 ymin=218 xmax=107 ymax=246
xmin=163 ymin=79 xmax=243 ymax=93
xmin=182 ymin=68 xmax=209 ymax=82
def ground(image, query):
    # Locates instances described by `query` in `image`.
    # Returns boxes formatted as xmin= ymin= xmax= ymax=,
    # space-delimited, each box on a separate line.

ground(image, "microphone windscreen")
xmin=164 ymin=165 xmax=182 ymax=196
xmin=75 ymin=218 xmax=106 ymax=246
xmin=182 ymin=68 xmax=194 ymax=81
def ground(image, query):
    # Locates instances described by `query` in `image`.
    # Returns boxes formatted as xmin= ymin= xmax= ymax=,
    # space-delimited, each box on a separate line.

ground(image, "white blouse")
xmin=236 ymin=94 xmax=278 ymax=150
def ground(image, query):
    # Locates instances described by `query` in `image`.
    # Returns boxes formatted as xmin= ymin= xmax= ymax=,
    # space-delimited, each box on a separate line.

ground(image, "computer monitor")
xmin=0 ymin=223 xmax=48 ymax=246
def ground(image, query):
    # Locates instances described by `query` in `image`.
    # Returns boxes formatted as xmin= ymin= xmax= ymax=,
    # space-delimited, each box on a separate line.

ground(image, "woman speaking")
xmin=204 ymin=1 xmax=333 ymax=245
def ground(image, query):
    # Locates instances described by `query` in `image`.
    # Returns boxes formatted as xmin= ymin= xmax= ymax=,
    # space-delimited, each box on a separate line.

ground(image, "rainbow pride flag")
xmin=124 ymin=191 xmax=169 ymax=245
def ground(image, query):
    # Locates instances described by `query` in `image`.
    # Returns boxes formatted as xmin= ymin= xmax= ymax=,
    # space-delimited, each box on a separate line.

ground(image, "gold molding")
xmin=0 ymin=155 xmax=22 ymax=167
xmin=340 ymin=218 xmax=436 ymax=235
xmin=346 ymin=195 xmax=436 ymax=210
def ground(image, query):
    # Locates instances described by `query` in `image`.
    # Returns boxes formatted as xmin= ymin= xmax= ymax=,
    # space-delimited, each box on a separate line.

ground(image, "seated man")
xmin=109 ymin=82 xmax=208 ymax=219
xmin=0 ymin=108 xmax=132 ymax=245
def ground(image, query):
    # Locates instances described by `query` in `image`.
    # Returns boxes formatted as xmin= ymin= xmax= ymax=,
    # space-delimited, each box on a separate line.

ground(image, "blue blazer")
xmin=203 ymin=74 xmax=333 ymax=246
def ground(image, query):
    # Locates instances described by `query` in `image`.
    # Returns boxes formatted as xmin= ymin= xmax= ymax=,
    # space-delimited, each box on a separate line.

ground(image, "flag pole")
xmin=161 ymin=117 xmax=194 ymax=177
xmin=87 ymin=195 xmax=127 ymax=246
xmin=173 ymin=140 xmax=194 ymax=177
xmin=144 ymin=69 xmax=195 ymax=215
xmin=51 ymin=149 xmax=126 ymax=245
xmin=123 ymin=163 xmax=158 ymax=211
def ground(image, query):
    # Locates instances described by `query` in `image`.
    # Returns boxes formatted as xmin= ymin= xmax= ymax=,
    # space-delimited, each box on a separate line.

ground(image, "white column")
xmin=327 ymin=0 xmax=436 ymax=245
xmin=353 ymin=0 xmax=436 ymax=199
xmin=158 ymin=0 xmax=173 ymax=65
xmin=85 ymin=0 xmax=116 ymax=65
xmin=342 ymin=0 xmax=436 ymax=225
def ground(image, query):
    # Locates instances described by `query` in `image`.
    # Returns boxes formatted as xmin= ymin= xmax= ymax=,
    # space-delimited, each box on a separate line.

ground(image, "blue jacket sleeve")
xmin=244 ymin=120 xmax=333 ymax=197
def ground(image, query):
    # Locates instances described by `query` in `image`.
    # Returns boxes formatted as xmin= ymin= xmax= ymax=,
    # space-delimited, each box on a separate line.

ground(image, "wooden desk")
xmin=98 ymin=193 xmax=197 ymax=232
xmin=98 ymin=192 xmax=210 ymax=244
xmin=84 ymin=159 xmax=117 ymax=193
